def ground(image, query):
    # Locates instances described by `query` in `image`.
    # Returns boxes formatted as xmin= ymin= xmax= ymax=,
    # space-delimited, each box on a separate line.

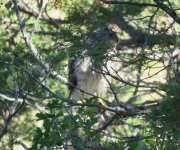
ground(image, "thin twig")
xmin=96 ymin=114 xmax=117 ymax=133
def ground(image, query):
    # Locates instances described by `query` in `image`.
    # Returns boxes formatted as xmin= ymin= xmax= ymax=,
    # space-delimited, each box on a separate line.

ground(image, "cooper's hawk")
xmin=68 ymin=24 xmax=120 ymax=101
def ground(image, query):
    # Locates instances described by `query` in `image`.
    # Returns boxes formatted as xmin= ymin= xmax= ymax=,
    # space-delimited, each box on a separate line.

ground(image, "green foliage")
xmin=30 ymin=99 xmax=103 ymax=149
xmin=87 ymin=42 xmax=113 ymax=68
xmin=148 ymin=83 xmax=180 ymax=150
xmin=0 ymin=0 xmax=180 ymax=149
xmin=127 ymin=140 xmax=147 ymax=150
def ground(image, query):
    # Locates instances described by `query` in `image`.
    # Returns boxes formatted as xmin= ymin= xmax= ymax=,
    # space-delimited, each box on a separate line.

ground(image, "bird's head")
xmin=87 ymin=23 xmax=121 ymax=47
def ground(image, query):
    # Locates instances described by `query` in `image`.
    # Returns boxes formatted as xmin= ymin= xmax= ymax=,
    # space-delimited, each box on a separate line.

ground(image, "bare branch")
xmin=100 ymin=0 xmax=157 ymax=7
xmin=100 ymin=0 xmax=180 ymax=25
xmin=156 ymin=1 xmax=180 ymax=25
xmin=0 ymin=96 xmax=25 ymax=141
xmin=18 ymin=1 xmax=62 ymax=27
xmin=96 ymin=114 xmax=117 ymax=133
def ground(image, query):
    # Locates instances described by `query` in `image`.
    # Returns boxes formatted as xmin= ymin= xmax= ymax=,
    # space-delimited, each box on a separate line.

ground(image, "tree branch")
xmin=100 ymin=0 xmax=180 ymax=25
xmin=17 ymin=1 xmax=62 ymax=27
xmin=96 ymin=114 xmax=117 ymax=133
xmin=0 ymin=96 xmax=25 ymax=141
xmin=156 ymin=1 xmax=180 ymax=25
xmin=100 ymin=0 xmax=157 ymax=7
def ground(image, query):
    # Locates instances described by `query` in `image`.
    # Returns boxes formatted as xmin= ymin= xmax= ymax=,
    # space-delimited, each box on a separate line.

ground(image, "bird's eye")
xmin=109 ymin=33 xmax=114 ymax=37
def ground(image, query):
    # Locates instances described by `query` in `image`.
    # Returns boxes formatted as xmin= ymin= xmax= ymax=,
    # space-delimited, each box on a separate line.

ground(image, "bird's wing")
xmin=68 ymin=59 xmax=77 ymax=98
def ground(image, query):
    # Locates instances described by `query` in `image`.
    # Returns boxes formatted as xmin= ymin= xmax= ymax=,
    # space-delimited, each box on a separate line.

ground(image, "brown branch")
xmin=100 ymin=0 xmax=157 ymax=7
xmin=0 ymin=96 xmax=25 ymax=141
xmin=98 ymin=68 xmax=157 ymax=88
xmin=96 ymin=114 xmax=117 ymax=133
xmin=100 ymin=0 xmax=180 ymax=25
xmin=156 ymin=1 xmax=180 ymax=25
xmin=17 ymin=2 xmax=62 ymax=28
xmin=18 ymin=66 xmax=140 ymax=116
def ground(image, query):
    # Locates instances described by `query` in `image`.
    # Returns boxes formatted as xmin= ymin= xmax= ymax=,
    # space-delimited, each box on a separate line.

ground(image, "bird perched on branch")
xmin=68 ymin=24 xmax=121 ymax=104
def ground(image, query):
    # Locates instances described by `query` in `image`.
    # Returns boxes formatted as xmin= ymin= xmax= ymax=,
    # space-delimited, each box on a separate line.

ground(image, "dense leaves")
xmin=148 ymin=84 xmax=180 ymax=149
xmin=0 ymin=0 xmax=179 ymax=149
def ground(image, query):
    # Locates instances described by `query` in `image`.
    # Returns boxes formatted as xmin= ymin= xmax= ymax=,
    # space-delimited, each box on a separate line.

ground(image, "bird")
xmin=68 ymin=24 xmax=121 ymax=104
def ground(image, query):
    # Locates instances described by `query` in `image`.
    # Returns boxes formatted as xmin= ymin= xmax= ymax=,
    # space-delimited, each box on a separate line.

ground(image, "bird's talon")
xmin=97 ymin=98 xmax=107 ymax=113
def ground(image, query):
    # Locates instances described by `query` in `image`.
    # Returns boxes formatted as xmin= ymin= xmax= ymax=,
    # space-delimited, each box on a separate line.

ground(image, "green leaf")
xmin=36 ymin=113 xmax=47 ymax=120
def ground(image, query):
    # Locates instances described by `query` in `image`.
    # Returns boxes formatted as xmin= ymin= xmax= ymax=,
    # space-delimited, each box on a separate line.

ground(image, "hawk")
xmin=68 ymin=24 xmax=120 ymax=101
